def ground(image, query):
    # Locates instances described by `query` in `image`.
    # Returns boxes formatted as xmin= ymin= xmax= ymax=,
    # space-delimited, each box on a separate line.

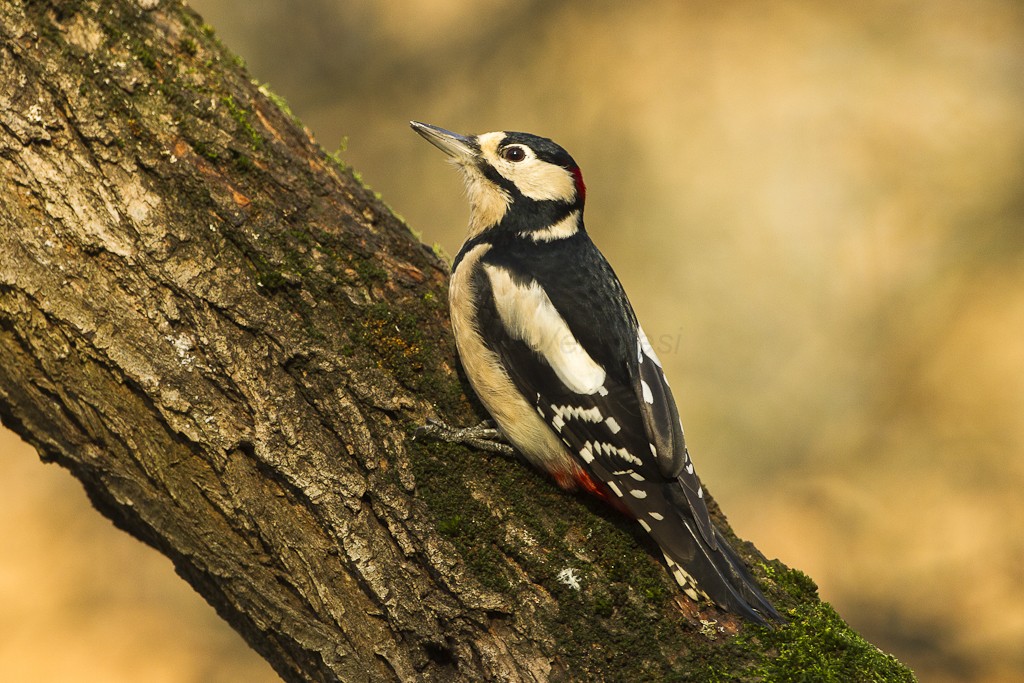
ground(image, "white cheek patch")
xmin=507 ymin=159 xmax=578 ymax=202
xmin=478 ymin=131 xmax=578 ymax=203
xmin=485 ymin=264 xmax=606 ymax=395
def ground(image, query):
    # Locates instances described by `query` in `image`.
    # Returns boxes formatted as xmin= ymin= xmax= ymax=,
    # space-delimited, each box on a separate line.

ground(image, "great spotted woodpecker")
xmin=411 ymin=121 xmax=782 ymax=624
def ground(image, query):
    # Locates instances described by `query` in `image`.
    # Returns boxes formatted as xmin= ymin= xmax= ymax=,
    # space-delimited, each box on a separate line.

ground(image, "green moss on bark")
xmin=408 ymin=429 xmax=915 ymax=681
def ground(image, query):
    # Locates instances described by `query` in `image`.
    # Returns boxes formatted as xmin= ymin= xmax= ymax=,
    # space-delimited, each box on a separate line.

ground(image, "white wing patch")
xmin=640 ymin=380 xmax=654 ymax=404
xmin=485 ymin=264 xmax=607 ymax=395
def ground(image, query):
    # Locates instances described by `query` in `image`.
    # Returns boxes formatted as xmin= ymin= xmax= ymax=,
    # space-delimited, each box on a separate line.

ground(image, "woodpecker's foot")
xmin=415 ymin=419 xmax=516 ymax=457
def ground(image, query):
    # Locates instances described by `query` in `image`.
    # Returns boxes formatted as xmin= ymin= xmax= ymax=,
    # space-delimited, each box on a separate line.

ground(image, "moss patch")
xmin=409 ymin=425 xmax=916 ymax=681
xmin=687 ymin=563 xmax=917 ymax=682
xmin=356 ymin=303 xmax=428 ymax=386
xmin=406 ymin=437 xmax=517 ymax=593
xmin=755 ymin=600 xmax=913 ymax=682
xmin=222 ymin=94 xmax=264 ymax=149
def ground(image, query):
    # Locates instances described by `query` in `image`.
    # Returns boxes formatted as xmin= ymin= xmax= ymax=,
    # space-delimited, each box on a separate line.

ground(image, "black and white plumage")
xmin=411 ymin=121 xmax=782 ymax=624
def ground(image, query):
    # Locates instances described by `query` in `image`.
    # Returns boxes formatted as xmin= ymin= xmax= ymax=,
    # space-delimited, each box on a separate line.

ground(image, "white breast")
xmin=449 ymin=244 xmax=579 ymax=478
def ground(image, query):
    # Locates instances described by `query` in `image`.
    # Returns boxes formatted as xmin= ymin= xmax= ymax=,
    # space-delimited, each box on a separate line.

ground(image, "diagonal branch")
xmin=0 ymin=2 xmax=914 ymax=681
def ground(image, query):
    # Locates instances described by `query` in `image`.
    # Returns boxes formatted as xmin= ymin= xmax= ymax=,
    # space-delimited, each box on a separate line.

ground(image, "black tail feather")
xmin=712 ymin=526 xmax=784 ymax=623
xmin=657 ymin=516 xmax=783 ymax=625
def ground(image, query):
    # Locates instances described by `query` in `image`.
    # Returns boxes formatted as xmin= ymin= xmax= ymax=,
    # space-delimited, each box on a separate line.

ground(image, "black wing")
xmin=477 ymin=234 xmax=781 ymax=622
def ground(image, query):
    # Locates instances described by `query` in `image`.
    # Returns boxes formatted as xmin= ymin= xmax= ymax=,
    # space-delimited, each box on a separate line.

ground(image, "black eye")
xmin=501 ymin=146 xmax=527 ymax=162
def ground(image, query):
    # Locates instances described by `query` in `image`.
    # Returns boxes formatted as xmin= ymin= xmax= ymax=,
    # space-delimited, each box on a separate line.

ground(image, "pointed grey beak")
xmin=410 ymin=121 xmax=476 ymax=159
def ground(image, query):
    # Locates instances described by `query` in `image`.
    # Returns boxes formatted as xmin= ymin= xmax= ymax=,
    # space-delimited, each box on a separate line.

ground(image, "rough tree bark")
xmin=0 ymin=2 xmax=915 ymax=681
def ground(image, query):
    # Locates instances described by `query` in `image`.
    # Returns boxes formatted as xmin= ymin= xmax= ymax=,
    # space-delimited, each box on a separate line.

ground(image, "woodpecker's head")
xmin=411 ymin=121 xmax=586 ymax=239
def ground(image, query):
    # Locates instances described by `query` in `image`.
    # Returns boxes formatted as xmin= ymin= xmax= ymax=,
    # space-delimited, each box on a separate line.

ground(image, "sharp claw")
xmin=413 ymin=420 xmax=439 ymax=440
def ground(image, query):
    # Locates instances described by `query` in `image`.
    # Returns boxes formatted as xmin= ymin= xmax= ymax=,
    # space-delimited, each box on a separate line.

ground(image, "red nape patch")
xmin=554 ymin=468 xmax=631 ymax=517
xmin=571 ymin=166 xmax=586 ymax=203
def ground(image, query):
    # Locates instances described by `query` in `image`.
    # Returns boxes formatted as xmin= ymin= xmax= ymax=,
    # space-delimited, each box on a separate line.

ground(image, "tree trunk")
xmin=0 ymin=1 xmax=914 ymax=681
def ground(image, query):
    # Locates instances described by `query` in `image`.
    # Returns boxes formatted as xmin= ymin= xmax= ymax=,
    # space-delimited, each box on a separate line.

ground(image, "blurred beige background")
xmin=3 ymin=1 xmax=1023 ymax=681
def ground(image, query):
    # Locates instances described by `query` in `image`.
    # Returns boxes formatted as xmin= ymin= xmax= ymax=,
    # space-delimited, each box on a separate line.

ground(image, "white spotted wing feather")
xmin=472 ymin=236 xmax=780 ymax=623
